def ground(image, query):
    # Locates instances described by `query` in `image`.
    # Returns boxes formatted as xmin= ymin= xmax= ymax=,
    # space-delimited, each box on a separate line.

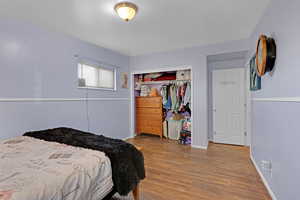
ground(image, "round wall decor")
xmin=256 ymin=35 xmax=276 ymax=76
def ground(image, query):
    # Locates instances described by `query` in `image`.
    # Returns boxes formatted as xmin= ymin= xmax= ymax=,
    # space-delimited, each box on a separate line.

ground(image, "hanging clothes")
xmin=160 ymin=85 xmax=168 ymax=107
xmin=160 ymin=81 xmax=191 ymax=113
xmin=178 ymin=82 xmax=187 ymax=112
xmin=179 ymin=83 xmax=186 ymax=97
xmin=160 ymin=80 xmax=192 ymax=142
xmin=170 ymin=84 xmax=180 ymax=112
xmin=167 ymin=94 xmax=172 ymax=110
xmin=183 ymin=82 xmax=191 ymax=106
xmin=161 ymin=85 xmax=172 ymax=109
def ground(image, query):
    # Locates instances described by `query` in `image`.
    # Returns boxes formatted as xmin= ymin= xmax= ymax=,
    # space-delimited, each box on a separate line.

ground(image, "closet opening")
xmin=132 ymin=68 xmax=192 ymax=146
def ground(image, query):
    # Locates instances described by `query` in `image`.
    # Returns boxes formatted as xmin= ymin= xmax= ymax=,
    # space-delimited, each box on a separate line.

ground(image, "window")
xmin=78 ymin=63 xmax=116 ymax=90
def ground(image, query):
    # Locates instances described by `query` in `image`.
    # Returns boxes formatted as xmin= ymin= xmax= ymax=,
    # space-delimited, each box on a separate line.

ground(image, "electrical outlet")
xmin=261 ymin=160 xmax=272 ymax=177
xmin=261 ymin=160 xmax=272 ymax=170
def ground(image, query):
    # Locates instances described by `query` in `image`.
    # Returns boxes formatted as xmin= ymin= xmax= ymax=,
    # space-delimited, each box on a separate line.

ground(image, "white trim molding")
xmin=123 ymin=136 xmax=135 ymax=141
xmin=130 ymin=65 xmax=199 ymax=147
xmin=0 ymin=98 xmax=129 ymax=102
xmin=252 ymin=97 xmax=300 ymax=102
xmin=191 ymin=145 xmax=208 ymax=150
xmin=250 ymin=154 xmax=277 ymax=200
xmin=131 ymin=65 xmax=191 ymax=75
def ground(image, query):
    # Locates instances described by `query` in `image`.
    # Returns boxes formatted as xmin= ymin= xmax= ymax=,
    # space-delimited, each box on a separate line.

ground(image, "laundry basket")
xmin=163 ymin=120 xmax=168 ymax=138
xmin=167 ymin=119 xmax=183 ymax=140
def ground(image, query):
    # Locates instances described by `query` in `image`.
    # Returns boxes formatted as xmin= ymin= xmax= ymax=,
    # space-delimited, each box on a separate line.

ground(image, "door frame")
xmin=245 ymin=60 xmax=252 ymax=147
xmin=211 ymin=67 xmax=249 ymax=146
xmin=130 ymin=65 xmax=194 ymax=144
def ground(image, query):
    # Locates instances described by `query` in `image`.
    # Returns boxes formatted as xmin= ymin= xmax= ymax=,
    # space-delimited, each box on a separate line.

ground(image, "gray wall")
xmin=249 ymin=0 xmax=300 ymax=199
xmin=0 ymin=18 xmax=251 ymax=145
xmin=207 ymin=52 xmax=248 ymax=141
xmin=0 ymin=19 xmax=131 ymax=140
xmin=130 ymin=40 xmax=250 ymax=148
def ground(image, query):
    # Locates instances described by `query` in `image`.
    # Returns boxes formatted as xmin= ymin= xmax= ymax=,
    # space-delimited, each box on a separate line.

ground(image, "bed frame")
xmin=103 ymin=145 xmax=142 ymax=200
xmin=132 ymin=184 xmax=140 ymax=200
xmin=133 ymin=146 xmax=142 ymax=200
xmin=103 ymin=184 xmax=140 ymax=200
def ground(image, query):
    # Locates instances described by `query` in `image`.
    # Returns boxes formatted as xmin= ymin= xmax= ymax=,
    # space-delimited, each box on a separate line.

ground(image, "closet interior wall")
xmin=134 ymin=70 xmax=192 ymax=145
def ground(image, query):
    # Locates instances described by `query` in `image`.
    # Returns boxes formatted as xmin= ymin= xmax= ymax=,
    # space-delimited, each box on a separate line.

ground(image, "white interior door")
xmin=212 ymin=68 xmax=245 ymax=145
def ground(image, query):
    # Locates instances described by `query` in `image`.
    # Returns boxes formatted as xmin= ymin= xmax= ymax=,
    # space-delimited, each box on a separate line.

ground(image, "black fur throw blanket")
xmin=24 ymin=127 xmax=145 ymax=196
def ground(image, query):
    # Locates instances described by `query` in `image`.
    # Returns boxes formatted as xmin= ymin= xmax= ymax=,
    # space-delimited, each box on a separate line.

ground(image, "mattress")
xmin=0 ymin=136 xmax=113 ymax=200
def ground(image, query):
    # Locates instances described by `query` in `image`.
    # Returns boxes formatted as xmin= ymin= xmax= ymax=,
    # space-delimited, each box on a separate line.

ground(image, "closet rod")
xmin=139 ymin=80 xmax=191 ymax=85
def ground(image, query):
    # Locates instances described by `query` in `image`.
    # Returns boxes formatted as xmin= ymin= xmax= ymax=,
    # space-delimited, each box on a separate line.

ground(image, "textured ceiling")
xmin=0 ymin=0 xmax=271 ymax=56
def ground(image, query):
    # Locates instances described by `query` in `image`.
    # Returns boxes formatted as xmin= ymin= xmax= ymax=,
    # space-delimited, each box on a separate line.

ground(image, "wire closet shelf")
xmin=138 ymin=80 xmax=191 ymax=85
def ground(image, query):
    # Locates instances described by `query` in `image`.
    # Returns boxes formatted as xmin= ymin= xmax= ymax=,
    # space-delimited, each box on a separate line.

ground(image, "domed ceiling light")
xmin=114 ymin=2 xmax=138 ymax=22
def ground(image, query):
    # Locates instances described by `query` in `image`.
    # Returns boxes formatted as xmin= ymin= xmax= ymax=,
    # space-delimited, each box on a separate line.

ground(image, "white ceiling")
xmin=0 ymin=0 xmax=271 ymax=56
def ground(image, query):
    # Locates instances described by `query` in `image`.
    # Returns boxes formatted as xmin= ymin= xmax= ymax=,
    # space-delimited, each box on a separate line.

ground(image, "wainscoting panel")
xmin=252 ymin=100 xmax=300 ymax=200
xmin=0 ymin=98 xmax=130 ymax=140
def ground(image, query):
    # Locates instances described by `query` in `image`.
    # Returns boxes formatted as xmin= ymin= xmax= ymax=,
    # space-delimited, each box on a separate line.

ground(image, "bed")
xmin=0 ymin=128 xmax=145 ymax=200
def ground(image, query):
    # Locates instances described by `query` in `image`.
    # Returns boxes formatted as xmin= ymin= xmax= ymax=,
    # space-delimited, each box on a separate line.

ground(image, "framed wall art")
xmin=250 ymin=55 xmax=261 ymax=91
xmin=121 ymin=72 xmax=129 ymax=89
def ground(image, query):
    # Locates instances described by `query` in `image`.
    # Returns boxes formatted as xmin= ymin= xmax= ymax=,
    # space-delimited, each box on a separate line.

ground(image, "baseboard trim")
xmin=192 ymin=145 xmax=208 ymax=150
xmin=250 ymin=154 xmax=277 ymax=200
xmin=252 ymin=97 xmax=300 ymax=102
xmin=123 ymin=136 xmax=135 ymax=141
xmin=0 ymin=98 xmax=129 ymax=102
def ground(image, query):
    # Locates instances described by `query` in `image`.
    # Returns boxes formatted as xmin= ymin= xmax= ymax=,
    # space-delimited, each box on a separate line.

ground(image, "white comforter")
xmin=0 ymin=136 xmax=113 ymax=200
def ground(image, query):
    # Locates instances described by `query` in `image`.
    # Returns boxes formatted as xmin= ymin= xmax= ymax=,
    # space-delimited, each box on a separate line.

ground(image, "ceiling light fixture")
xmin=114 ymin=2 xmax=138 ymax=22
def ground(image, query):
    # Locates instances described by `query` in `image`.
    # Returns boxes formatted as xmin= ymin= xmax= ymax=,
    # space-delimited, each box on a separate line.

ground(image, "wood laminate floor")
xmin=127 ymin=135 xmax=271 ymax=200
